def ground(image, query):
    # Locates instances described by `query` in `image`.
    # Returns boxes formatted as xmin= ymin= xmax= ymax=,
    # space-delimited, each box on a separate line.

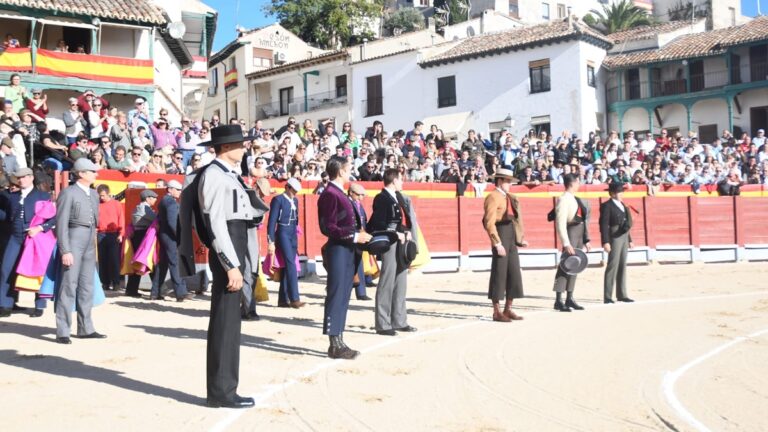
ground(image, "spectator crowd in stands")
xmin=1 ymin=71 xmax=768 ymax=197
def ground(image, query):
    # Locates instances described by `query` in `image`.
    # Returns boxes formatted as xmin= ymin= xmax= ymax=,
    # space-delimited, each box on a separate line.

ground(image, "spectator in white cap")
xmin=753 ymin=129 xmax=766 ymax=148
xmin=150 ymin=179 xmax=193 ymax=301
xmin=267 ymin=177 xmax=304 ymax=308
xmin=128 ymin=97 xmax=152 ymax=144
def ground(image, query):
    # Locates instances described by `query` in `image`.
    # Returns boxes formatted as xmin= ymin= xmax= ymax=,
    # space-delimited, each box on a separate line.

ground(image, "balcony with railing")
xmin=607 ymin=63 xmax=768 ymax=105
xmin=254 ymin=90 xmax=348 ymax=120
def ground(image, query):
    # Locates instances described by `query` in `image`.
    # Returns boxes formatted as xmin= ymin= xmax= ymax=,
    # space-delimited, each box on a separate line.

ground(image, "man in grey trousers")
xmin=600 ymin=182 xmax=634 ymax=304
xmin=54 ymin=158 xmax=106 ymax=344
xmin=367 ymin=169 xmax=417 ymax=336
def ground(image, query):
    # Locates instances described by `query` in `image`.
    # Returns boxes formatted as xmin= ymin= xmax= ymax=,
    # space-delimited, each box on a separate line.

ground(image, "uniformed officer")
xmin=54 ymin=158 xmax=104 ymax=344
xmin=267 ymin=177 xmax=303 ymax=308
xmin=367 ymin=168 xmax=417 ymax=336
xmin=600 ymin=182 xmax=635 ymax=303
xmin=196 ymin=125 xmax=267 ymax=409
xmin=552 ymin=173 xmax=591 ymax=312
xmin=0 ymin=167 xmax=55 ymax=318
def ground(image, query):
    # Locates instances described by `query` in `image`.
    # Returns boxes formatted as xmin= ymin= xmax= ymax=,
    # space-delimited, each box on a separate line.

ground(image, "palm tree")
xmin=587 ymin=0 xmax=653 ymax=34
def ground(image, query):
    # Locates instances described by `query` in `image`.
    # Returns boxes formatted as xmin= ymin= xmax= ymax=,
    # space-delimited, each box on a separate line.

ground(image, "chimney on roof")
xmin=360 ymin=38 xmax=368 ymax=61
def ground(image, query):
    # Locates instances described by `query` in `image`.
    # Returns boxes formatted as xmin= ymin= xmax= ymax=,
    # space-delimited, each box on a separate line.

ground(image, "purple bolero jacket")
xmin=317 ymin=181 xmax=356 ymax=244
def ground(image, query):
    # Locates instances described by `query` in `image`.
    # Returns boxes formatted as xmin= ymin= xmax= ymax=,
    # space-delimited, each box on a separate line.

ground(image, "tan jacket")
xmin=483 ymin=189 xmax=525 ymax=246
xmin=555 ymin=192 xmax=579 ymax=248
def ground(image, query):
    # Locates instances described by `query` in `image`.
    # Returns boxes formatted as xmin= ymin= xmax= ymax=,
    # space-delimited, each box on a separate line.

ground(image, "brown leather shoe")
xmin=493 ymin=310 xmax=511 ymax=322
xmin=503 ymin=309 xmax=524 ymax=320
xmin=289 ymin=300 xmax=306 ymax=309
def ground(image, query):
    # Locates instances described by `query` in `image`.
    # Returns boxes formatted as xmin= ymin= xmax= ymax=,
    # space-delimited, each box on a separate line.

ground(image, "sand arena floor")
xmin=1 ymin=262 xmax=766 ymax=432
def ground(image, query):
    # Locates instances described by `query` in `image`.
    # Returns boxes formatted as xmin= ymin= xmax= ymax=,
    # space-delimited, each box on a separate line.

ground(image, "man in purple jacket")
xmin=318 ymin=156 xmax=372 ymax=359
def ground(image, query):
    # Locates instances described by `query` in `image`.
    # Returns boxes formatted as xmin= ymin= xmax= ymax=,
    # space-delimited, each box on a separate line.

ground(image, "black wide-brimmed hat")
xmin=559 ymin=249 xmax=589 ymax=276
xmin=198 ymin=124 xmax=256 ymax=147
xmin=364 ymin=231 xmax=399 ymax=255
xmin=607 ymin=182 xmax=627 ymax=195
xmin=397 ymin=239 xmax=418 ymax=269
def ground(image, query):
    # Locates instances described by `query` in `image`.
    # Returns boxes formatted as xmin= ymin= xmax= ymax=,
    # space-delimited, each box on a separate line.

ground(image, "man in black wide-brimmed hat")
xmin=188 ymin=125 xmax=268 ymax=409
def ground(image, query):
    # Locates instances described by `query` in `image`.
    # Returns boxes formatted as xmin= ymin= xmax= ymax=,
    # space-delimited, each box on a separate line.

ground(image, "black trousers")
xmin=207 ymin=220 xmax=247 ymax=402
xmin=97 ymin=232 xmax=122 ymax=288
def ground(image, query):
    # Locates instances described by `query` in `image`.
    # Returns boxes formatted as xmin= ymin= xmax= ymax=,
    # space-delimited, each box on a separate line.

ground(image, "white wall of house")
xmin=152 ymin=34 xmax=184 ymax=122
xmin=690 ymin=98 xmax=728 ymax=132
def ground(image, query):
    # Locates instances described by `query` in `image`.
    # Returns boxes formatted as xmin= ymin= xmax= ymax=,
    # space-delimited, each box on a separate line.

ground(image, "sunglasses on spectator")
xmin=174 ymin=156 xmax=182 ymax=160
xmin=132 ymin=152 xmax=142 ymax=156
xmin=153 ymin=155 xmax=161 ymax=158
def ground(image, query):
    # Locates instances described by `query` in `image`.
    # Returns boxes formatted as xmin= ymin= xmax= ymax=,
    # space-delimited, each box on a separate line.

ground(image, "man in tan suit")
xmin=553 ymin=173 xmax=591 ymax=312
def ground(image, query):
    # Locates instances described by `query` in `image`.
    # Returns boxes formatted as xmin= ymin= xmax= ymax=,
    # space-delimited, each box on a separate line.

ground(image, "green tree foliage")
xmin=588 ymin=0 xmax=653 ymax=34
xmin=384 ymin=7 xmax=425 ymax=35
xmin=434 ymin=0 xmax=469 ymax=25
xmin=266 ymin=0 xmax=384 ymax=49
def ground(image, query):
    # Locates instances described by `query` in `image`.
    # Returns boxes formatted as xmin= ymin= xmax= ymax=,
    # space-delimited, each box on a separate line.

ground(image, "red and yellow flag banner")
xmin=0 ymin=47 xmax=32 ymax=72
xmin=35 ymin=49 xmax=153 ymax=85
xmin=225 ymin=68 xmax=238 ymax=89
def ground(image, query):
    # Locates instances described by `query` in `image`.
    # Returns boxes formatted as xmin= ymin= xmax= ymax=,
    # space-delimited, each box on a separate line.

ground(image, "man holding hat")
xmin=267 ymin=177 xmax=303 ymax=308
xmin=318 ymin=156 xmax=372 ymax=358
xmin=552 ymin=173 xmax=591 ymax=312
xmin=194 ymin=124 xmax=268 ymax=409
xmin=240 ymin=178 xmax=273 ymax=321
xmin=151 ymin=180 xmax=193 ymax=301
xmin=482 ymin=168 xmax=528 ymax=322
xmin=348 ymin=182 xmax=373 ymax=301
xmin=600 ymin=182 xmax=634 ymax=304
xmin=54 ymin=158 xmax=103 ymax=343
xmin=0 ymin=168 xmax=55 ymax=318
xmin=125 ymin=189 xmax=158 ymax=298
xmin=367 ymin=168 xmax=417 ymax=336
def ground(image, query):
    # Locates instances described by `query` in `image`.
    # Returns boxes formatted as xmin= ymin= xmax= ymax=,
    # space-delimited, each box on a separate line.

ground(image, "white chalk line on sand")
xmin=210 ymin=290 xmax=767 ymax=432
xmin=662 ymin=327 xmax=768 ymax=432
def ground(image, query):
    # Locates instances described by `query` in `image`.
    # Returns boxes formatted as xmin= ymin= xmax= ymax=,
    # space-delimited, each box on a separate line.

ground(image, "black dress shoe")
xmin=56 ymin=337 xmax=72 ymax=344
xmin=618 ymin=298 xmax=635 ymax=303
xmin=235 ymin=395 xmax=255 ymax=404
xmin=376 ymin=329 xmax=397 ymax=336
xmin=125 ymin=292 xmax=142 ymax=298
xmin=177 ymin=293 xmax=195 ymax=302
xmin=30 ymin=309 xmax=44 ymax=318
xmin=79 ymin=332 xmax=107 ymax=339
xmin=554 ymin=300 xmax=572 ymax=312
xmin=565 ymin=299 xmax=585 ymax=310
xmin=603 ymin=298 xmax=615 ymax=304
xmin=365 ymin=282 xmax=376 ymax=287
xmin=395 ymin=326 xmax=417 ymax=332
xmin=356 ymin=295 xmax=373 ymax=301
xmin=149 ymin=295 xmax=165 ymax=301
xmin=0 ymin=308 xmax=11 ymax=318
xmin=328 ymin=345 xmax=360 ymax=359
xmin=12 ymin=304 xmax=27 ymax=312
xmin=242 ymin=312 xmax=261 ymax=321
xmin=206 ymin=398 xmax=255 ymax=409
xmin=277 ymin=301 xmax=290 ymax=308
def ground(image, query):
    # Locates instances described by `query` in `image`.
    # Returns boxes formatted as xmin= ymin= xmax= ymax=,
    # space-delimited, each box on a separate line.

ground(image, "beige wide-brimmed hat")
xmin=493 ymin=168 xmax=515 ymax=180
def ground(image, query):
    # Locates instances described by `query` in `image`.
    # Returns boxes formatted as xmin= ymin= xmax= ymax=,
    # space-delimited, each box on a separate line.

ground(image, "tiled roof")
xmin=420 ymin=17 xmax=612 ymax=68
xmin=604 ymin=16 xmax=768 ymax=69
xmin=0 ymin=0 xmax=166 ymax=25
xmin=609 ymin=20 xmax=698 ymax=44
xmin=246 ymin=50 xmax=348 ymax=80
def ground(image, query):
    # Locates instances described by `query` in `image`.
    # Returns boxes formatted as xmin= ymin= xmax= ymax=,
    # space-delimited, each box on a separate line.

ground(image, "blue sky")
xmin=209 ymin=0 xmax=764 ymax=52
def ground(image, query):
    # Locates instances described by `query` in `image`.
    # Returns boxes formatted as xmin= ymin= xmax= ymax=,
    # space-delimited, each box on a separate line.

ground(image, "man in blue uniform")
xmin=267 ymin=177 xmax=303 ymax=308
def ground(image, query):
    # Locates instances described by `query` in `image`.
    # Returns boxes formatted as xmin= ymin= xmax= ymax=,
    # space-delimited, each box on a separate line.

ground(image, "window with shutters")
xmin=437 ymin=75 xmax=456 ymax=108
xmin=336 ymin=75 xmax=347 ymax=98
xmin=365 ymin=75 xmax=383 ymax=117
xmin=587 ymin=63 xmax=596 ymax=87
xmin=529 ymin=59 xmax=551 ymax=93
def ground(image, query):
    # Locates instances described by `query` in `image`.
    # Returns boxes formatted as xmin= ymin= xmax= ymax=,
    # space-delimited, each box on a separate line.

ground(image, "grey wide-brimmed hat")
xmin=493 ymin=168 xmax=515 ymax=180
xmin=72 ymin=158 xmax=100 ymax=173
xmin=559 ymin=249 xmax=589 ymax=276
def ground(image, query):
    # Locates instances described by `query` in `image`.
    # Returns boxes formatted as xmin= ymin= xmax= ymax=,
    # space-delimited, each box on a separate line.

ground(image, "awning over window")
xmin=38 ymin=17 xmax=97 ymax=30
xmin=530 ymin=115 xmax=551 ymax=125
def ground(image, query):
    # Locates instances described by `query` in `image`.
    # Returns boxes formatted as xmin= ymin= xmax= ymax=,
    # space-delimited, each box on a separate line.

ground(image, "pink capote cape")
xmin=131 ymin=220 xmax=159 ymax=275
xmin=16 ymin=201 xmax=57 ymax=277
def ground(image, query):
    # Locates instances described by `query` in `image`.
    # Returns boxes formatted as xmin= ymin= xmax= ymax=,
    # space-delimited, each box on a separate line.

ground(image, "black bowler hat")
xmin=198 ymin=124 xmax=255 ymax=147
xmin=397 ymin=238 xmax=418 ymax=269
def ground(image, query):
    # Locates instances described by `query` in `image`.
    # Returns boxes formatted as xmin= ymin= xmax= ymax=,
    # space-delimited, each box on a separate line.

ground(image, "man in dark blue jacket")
xmin=267 ymin=177 xmax=303 ymax=308
xmin=0 ymin=168 xmax=55 ymax=317
xmin=151 ymin=180 xmax=192 ymax=301
xmin=348 ymin=182 xmax=373 ymax=300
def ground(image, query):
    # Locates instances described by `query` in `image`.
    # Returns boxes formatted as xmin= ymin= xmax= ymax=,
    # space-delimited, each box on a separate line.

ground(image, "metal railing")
xmin=362 ymin=97 xmax=384 ymax=118
xmin=254 ymin=90 xmax=348 ymax=120
xmin=607 ymin=63 xmax=768 ymax=104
